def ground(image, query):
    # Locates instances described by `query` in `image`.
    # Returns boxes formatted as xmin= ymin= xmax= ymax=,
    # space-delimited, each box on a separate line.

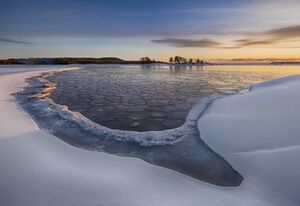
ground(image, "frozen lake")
xmin=47 ymin=64 xmax=300 ymax=131
xmin=14 ymin=64 xmax=300 ymax=186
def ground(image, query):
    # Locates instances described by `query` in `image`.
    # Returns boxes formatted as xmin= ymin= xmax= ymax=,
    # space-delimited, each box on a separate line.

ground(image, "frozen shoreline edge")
xmin=19 ymin=69 xmax=238 ymax=145
xmin=15 ymin=68 xmax=244 ymax=186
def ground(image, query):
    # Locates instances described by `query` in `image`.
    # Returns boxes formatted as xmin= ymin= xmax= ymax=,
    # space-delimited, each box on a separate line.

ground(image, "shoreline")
xmin=0 ymin=66 xmax=299 ymax=205
xmin=2 ymin=62 xmax=300 ymax=67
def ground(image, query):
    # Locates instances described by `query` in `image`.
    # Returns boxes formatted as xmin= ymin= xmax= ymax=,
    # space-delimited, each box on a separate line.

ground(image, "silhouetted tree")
xmin=195 ymin=59 xmax=205 ymax=64
xmin=174 ymin=56 xmax=188 ymax=64
xmin=140 ymin=57 xmax=152 ymax=64
xmin=174 ymin=56 xmax=180 ymax=64
xmin=169 ymin=57 xmax=174 ymax=63
xmin=188 ymin=58 xmax=193 ymax=64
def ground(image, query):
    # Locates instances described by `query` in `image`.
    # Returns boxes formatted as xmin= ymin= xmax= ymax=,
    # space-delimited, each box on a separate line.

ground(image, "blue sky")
xmin=1 ymin=0 xmax=300 ymax=60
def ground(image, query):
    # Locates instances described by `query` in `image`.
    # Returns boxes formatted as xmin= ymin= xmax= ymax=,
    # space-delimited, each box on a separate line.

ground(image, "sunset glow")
xmin=1 ymin=0 xmax=300 ymax=62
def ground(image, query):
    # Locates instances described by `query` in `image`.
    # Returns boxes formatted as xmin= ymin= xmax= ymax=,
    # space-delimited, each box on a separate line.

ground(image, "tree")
xmin=174 ymin=56 xmax=180 ymax=64
xmin=196 ymin=59 xmax=205 ymax=64
xmin=188 ymin=58 xmax=193 ymax=64
xmin=140 ymin=57 xmax=152 ymax=64
xmin=169 ymin=57 xmax=174 ymax=63
xmin=174 ymin=56 xmax=187 ymax=64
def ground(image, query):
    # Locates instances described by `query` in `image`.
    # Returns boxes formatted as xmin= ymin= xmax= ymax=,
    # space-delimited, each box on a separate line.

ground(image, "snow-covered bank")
xmin=198 ymin=75 xmax=300 ymax=205
xmin=0 ymin=66 xmax=297 ymax=206
xmin=0 ymin=65 xmax=70 ymax=76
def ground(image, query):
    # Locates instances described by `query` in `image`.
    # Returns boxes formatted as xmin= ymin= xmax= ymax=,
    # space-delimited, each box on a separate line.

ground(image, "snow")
xmin=198 ymin=75 xmax=300 ymax=205
xmin=0 ymin=66 xmax=298 ymax=206
xmin=0 ymin=65 xmax=70 ymax=76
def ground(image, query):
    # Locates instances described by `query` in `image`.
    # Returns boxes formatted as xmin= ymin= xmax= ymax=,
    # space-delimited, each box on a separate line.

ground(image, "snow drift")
xmin=198 ymin=75 xmax=300 ymax=205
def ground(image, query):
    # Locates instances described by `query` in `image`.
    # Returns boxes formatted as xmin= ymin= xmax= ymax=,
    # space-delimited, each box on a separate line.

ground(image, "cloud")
xmin=151 ymin=38 xmax=221 ymax=48
xmin=150 ymin=24 xmax=300 ymax=49
xmin=264 ymin=25 xmax=300 ymax=39
xmin=228 ymin=24 xmax=300 ymax=48
xmin=219 ymin=46 xmax=242 ymax=49
xmin=0 ymin=37 xmax=33 ymax=45
xmin=235 ymin=38 xmax=276 ymax=47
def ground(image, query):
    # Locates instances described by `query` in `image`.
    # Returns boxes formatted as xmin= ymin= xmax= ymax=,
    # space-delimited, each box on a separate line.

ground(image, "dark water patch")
xmin=46 ymin=65 xmax=287 ymax=131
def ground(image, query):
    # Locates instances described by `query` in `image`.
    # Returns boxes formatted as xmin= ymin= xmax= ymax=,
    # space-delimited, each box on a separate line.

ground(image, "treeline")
xmin=0 ymin=56 xmax=208 ymax=65
xmin=139 ymin=56 xmax=208 ymax=64
xmin=0 ymin=57 xmax=140 ymax=65
xmin=169 ymin=56 xmax=205 ymax=64
xmin=139 ymin=57 xmax=165 ymax=64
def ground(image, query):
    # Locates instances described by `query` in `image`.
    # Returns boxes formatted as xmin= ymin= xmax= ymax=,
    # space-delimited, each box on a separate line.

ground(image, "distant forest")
xmin=0 ymin=57 xmax=140 ymax=65
xmin=0 ymin=56 xmax=208 ymax=65
xmin=140 ymin=56 xmax=208 ymax=64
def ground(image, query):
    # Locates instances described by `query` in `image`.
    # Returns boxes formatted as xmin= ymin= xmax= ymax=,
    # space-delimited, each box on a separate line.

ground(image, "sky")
xmin=1 ymin=0 xmax=300 ymax=61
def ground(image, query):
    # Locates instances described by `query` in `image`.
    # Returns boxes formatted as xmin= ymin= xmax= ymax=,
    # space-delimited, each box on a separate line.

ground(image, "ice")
xmin=15 ymin=74 xmax=243 ymax=186
xmin=46 ymin=64 xmax=300 ymax=131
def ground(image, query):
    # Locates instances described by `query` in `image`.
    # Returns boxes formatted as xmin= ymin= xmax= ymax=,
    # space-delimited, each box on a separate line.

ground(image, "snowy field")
xmin=0 ymin=66 xmax=299 ymax=206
